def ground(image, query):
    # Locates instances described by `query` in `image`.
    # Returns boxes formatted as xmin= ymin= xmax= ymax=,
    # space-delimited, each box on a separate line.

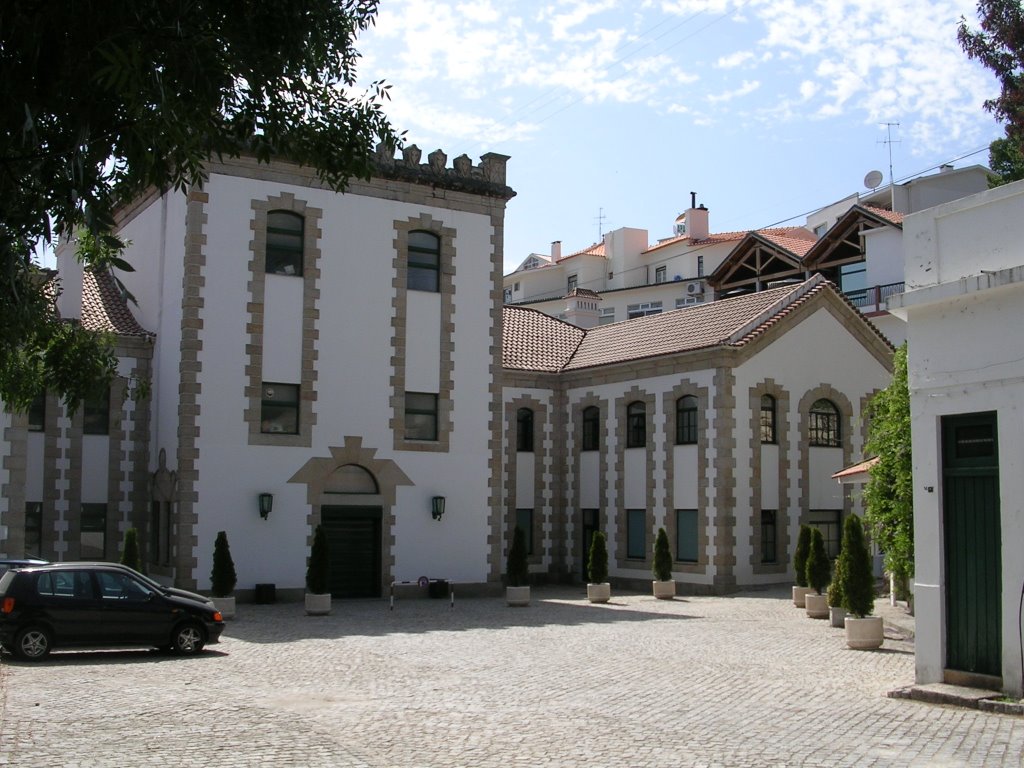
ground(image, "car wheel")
xmin=15 ymin=626 xmax=52 ymax=660
xmin=171 ymin=622 xmax=206 ymax=655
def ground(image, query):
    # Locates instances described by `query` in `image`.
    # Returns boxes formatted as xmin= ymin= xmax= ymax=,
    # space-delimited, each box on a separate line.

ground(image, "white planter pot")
xmin=211 ymin=596 xmax=235 ymax=620
xmin=506 ymin=585 xmax=530 ymax=607
xmin=804 ymin=592 xmax=828 ymax=619
xmin=829 ymin=605 xmax=846 ymax=628
xmin=845 ymin=615 xmax=884 ymax=649
xmin=587 ymin=582 xmax=611 ymax=603
xmin=792 ymin=586 xmax=812 ymax=608
xmin=305 ymin=592 xmax=332 ymax=616
xmin=652 ymin=580 xmax=676 ymax=600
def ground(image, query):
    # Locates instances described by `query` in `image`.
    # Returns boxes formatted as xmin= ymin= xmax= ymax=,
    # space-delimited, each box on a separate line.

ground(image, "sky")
xmin=353 ymin=0 xmax=1003 ymax=273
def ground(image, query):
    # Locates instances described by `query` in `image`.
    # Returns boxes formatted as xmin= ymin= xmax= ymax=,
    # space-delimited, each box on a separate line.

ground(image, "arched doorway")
xmin=321 ymin=464 xmax=382 ymax=599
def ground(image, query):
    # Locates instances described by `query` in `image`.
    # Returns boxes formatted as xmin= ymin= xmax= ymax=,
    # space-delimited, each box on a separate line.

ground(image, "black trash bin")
xmin=254 ymin=583 xmax=276 ymax=604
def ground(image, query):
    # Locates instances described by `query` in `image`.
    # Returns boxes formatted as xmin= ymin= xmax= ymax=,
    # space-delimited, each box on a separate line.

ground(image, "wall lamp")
xmin=431 ymin=496 xmax=446 ymax=522
xmin=258 ymin=492 xmax=274 ymax=520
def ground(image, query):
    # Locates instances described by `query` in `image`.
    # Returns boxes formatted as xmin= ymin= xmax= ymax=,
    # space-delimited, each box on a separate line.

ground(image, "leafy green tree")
xmin=506 ymin=526 xmax=529 ymax=588
xmin=1 ymin=1 xmax=398 ymax=411
xmin=793 ymin=525 xmax=812 ymax=587
xmin=959 ymin=2 xmax=1024 ymax=137
xmin=652 ymin=527 xmax=673 ymax=582
xmin=837 ymin=514 xmax=875 ymax=618
xmin=588 ymin=532 xmax=609 ymax=585
xmin=805 ymin=529 xmax=831 ymax=595
xmin=864 ymin=344 xmax=913 ymax=591
xmin=987 ymin=131 xmax=1024 ymax=185
xmin=210 ymin=531 xmax=237 ymax=598
xmin=119 ymin=528 xmax=141 ymax=572
xmin=306 ymin=525 xmax=331 ymax=595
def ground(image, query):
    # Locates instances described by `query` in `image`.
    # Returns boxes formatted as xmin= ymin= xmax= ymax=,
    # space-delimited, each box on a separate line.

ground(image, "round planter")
xmin=211 ymin=596 xmax=235 ymax=620
xmin=305 ymin=592 xmax=332 ymax=616
xmin=829 ymin=605 xmax=846 ymax=628
xmin=845 ymin=615 xmax=884 ymax=649
xmin=652 ymin=580 xmax=676 ymax=600
xmin=506 ymin=585 xmax=530 ymax=607
xmin=804 ymin=592 xmax=828 ymax=619
xmin=792 ymin=585 xmax=812 ymax=608
xmin=587 ymin=582 xmax=611 ymax=604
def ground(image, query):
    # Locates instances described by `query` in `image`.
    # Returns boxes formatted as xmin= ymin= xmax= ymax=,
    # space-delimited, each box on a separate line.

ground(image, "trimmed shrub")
xmin=805 ymin=528 xmax=831 ymax=595
xmin=793 ymin=525 xmax=812 ymax=587
xmin=838 ymin=514 xmax=875 ymax=617
xmin=588 ymin=531 xmax=608 ymax=584
xmin=210 ymin=531 xmax=237 ymax=598
xmin=652 ymin=527 xmax=673 ymax=582
xmin=507 ymin=525 xmax=529 ymax=587
xmin=306 ymin=525 xmax=331 ymax=595
xmin=120 ymin=528 xmax=141 ymax=572
xmin=827 ymin=554 xmax=846 ymax=608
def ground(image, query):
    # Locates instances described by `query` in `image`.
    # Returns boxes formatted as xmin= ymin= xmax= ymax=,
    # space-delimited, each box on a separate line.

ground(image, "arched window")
xmin=760 ymin=394 xmax=776 ymax=444
xmin=408 ymin=230 xmax=440 ymax=292
xmin=581 ymin=406 xmax=600 ymax=451
xmin=626 ymin=401 xmax=646 ymax=448
xmin=516 ymin=407 xmax=534 ymax=452
xmin=809 ymin=398 xmax=840 ymax=447
xmin=675 ymin=395 xmax=698 ymax=445
xmin=266 ymin=211 xmax=304 ymax=275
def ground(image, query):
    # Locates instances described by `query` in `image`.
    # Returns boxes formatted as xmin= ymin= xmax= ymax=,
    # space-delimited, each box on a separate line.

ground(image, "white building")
xmin=889 ymin=179 xmax=1024 ymax=698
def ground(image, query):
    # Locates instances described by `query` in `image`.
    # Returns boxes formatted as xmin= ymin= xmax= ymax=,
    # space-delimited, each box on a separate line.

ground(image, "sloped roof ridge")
xmin=725 ymin=274 xmax=826 ymax=345
xmin=82 ymin=269 xmax=152 ymax=337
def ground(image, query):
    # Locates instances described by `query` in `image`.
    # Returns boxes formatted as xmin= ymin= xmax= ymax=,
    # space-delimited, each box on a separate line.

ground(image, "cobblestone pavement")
xmin=1 ymin=586 xmax=1022 ymax=767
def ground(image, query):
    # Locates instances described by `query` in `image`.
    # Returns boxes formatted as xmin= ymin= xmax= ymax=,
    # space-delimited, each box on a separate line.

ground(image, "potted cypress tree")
xmin=586 ymin=531 xmax=611 ymax=603
xmin=120 ymin=528 xmax=142 ymax=572
xmin=838 ymin=513 xmax=883 ymax=649
xmin=652 ymin=527 xmax=675 ymax=599
xmin=792 ymin=524 xmax=812 ymax=608
xmin=804 ymin=528 xmax=831 ymax=619
xmin=210 ymin=530 xmax=237 ymax=619
xmin=305 ymin=525 xmax=332 ymax=615
xmin=506 ymin=525 xmax=530 ymax=607
xmin=827 ymin=551 xmax=847 ymax=627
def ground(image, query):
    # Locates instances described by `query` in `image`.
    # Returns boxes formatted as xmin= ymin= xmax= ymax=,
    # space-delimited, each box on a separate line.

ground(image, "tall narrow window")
xmin=408 ymin=230 xmax=440 ymax=292
xmin=761 ymin=510 xmax=777 ymax=563
xmin=24 ymin=501 xmax=42 ymax=558
xmin=626 ymin=401 xmax=646 ymax=448
xmin=697 ymin=255 xmax=705 ymax=277
xmin=627 ymin=509 xmax=646 ymax=559
xmin=405 ymin=392 xmax=438 ymax=440
xmin=809 ymin=399 xmax=840 ymax=447
xmin=81 ymin=503 xmax=107 ymax=559
xmin=676 ymin=509 xmax=698 ymax=562
xmin=83 ymin=388 xmax=110 ymax=435
xmin=567 ymin=274 xmax=578 ymax=293
xmin=261 ymin=383 xmax=299 ymax=434
xmin=675 ymin=395 xmax=698 ymax=445
xmin=760 ymin=395 xmax=777 ymax=444
xmin=515 ymin=509 xmax=534 ymax=556
xmin=655 ymin=266 xmax=666 ymax=284
xmin=809 ymin=510 xmax=842 ymax=558
xmin=28 ymin=393 xmax=45 ymax=432
xmin=266 ymin=211 xmax=304 ymax=276
xmin=516 ymin=408 xmax=534 ymax=452
xmin=582 ymin=406 xmax=600 ymax=451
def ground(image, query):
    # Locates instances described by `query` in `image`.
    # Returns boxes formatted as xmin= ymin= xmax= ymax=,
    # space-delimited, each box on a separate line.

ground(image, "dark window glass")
xmin=516 ymin=408 xmax=534 ymax=452
xmin=582 ymin=406 xmax=600 ymax=451
xmin=676 ymin=509 xmax=698 ymax=562
xmin=81 ymin=503 xmax=107 ymax=559
xmin=761 ymin=509 xmax=777 ymax=563
xmin=261 ymin=383 xmax=299 ymax=434
xmin=37 ymin=570 xmax=91 ymax=599
xmin=626 ymin=401 xmax=646 ymax=448
xmin=405 ymin=392 xmax=438 ymax=441
xmin=808 ymin=510 xmax=842 ymax=559
xmin=96 ymin=571 xmax=155 ymax=601
xmin=809 ymin=399 xmax=840 ymax=447
xmin=408 ymin=230 xmax=440 ymax=292
xmin=955 ymin=424 xmax=995 ymax=459
xmin=655 ymin=266 xmax=666 ymax=284
xmin=83 ymin=389 xmax=110 ymax=435
xmin=567 ymin=274 xmax=578 ymax=293
xmin=627 ymin=509 xmax=646 ymax=559
xmin=675 ymin=395 xmax=698 ymax=445
xmin=28 ymin=394 xmax=45 ymax=432
xmin=266 ymin=211 xmax=304 ymax=276
xmin=760 ymin=394 xmax=776 ymax=444
xmin=515 ymin=509 xmax=534 ymax=556
xmin=24 ymin=501 xmax=42 ymax=558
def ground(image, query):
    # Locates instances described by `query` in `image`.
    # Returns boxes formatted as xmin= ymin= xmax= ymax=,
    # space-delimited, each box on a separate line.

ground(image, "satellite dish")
xmin=864 ymin=170 xmax=884 ymax=190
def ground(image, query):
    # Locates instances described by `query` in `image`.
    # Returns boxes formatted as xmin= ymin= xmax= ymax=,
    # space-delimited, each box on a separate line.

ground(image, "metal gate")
xmin=321 ymin=506 xmax=383 ymax=598
xmin=941 ymin=412 xmax=1001 ymax=678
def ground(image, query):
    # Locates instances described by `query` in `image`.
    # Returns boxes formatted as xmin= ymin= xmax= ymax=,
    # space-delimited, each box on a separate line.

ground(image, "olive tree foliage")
xmin=864 ymin=344 xmax=913 ymax=588
xmin=1 ymin=1 xmax=399 ymax=412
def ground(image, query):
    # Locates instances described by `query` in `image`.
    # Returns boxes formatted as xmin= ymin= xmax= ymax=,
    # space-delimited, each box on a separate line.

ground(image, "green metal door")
xmin=941 ymin=412 xmax=1001 ymax=678
xmin=321 ymin=506 xmax=383 ymax=598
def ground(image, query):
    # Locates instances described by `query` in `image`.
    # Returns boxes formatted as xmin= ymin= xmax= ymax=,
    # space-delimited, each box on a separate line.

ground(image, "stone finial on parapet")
xmin=402 ymin=144 xmax=422 ymax=167
xmin=375 ymin=140 xmax=396 ymax=169
xmin=428 ymin=149 xmax=448 ymax=175
xmin=453 ymin=154 xmax=473 ymax=177
xmin=480 ymin=153 xmax=510 ymax=186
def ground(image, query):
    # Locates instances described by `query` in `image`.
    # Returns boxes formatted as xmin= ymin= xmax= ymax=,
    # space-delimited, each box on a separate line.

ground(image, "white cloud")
xmin=707 ymin=79 xmax=761 ymax=103
xmin=716 ymin=51 xmax=754 ymax=68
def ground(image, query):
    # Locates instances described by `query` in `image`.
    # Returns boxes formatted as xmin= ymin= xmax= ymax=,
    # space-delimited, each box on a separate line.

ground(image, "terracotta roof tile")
xmin=81 ymin=269 xmax=151 ymax=337
xmin=862 ymin=205 xmax=904 ymax=225
xmin=558 ymin=242 xmax=606 ymax=261
xmin=643 ymin=226 xmax=813 ymax=254
xmin=757 ymin=228 xmax=818 ymax=259
xmin=502 ymin=305 xmax=585 ymax=371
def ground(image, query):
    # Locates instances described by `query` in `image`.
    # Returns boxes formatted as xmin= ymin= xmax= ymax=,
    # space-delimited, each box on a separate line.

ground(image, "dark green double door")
xmin=321 ymin=506 xmax=382 ymax=598
xmin=942 ymin=412 xmax=1001 ymax=679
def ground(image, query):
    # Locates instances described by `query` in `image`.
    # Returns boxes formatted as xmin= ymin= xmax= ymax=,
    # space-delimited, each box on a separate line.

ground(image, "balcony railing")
xmin=845 ymin=282 xmax=905 ymax=310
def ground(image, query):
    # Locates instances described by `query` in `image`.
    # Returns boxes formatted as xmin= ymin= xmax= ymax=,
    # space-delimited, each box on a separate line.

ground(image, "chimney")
xmin=687 ymin=202 xmax=709 ymax=241
xmin=551 ymin=241 xmax=562 ymax=261
xmin=563 ymin=290 xmax=601 ymax=329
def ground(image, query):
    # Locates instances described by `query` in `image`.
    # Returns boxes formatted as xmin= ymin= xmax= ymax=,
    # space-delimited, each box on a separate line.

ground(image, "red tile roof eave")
xmin=559 ymin=341 xmax=733 ymax=374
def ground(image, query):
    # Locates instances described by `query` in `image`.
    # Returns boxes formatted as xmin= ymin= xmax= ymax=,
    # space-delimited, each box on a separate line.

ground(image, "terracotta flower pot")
xmin=587 ymin=582 xmax=611 ymax=603
xmin=805 ymin=592 xmax=828 ymax=619
xmin=845 ymin=615 xmax=884 ymax=649
xmin=652 ymin=580 xmax=675 ymax=600
xmin=792 ymin=586 xmax=812 ymax=608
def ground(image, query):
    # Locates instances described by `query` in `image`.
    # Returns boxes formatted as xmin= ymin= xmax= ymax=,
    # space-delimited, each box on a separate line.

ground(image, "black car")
xmin=0 ymin=563 xmax=224 ymax=660
xmin=0 ymin=558 xmax=47 ymax=577
xmin=69 ymin=562 xmax=214 ymax=606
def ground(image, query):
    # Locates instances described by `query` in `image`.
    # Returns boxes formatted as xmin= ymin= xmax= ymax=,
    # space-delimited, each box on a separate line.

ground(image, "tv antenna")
xmin=595 ymin=207 xmax=608 ymax=240
xmin=878 ymin=122 xmax=900 ymax=186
